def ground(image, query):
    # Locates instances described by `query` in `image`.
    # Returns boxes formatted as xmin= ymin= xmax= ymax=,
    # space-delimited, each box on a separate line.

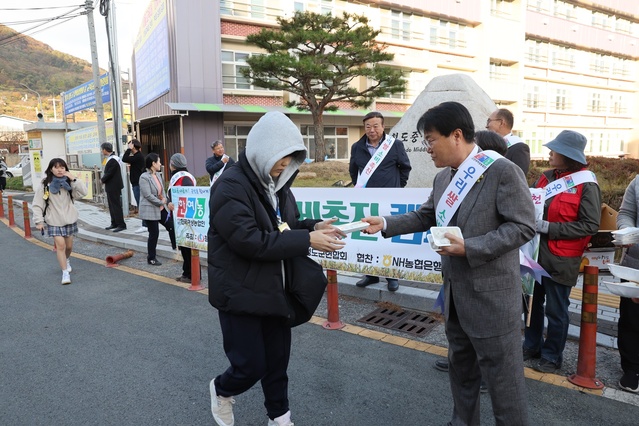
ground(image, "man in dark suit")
xmin=100 ymin=142 xmax=126 ymax=232
xmin=486 ymin=108 xmax=530 ymax=175
xmin=349 ymin=111 xmax=411 ymax=291
xmin=363 ymin=102 xmax=535 ymax=425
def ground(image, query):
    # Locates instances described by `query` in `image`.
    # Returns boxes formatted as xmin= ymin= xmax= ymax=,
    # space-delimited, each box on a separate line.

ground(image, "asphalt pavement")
xmin=2 ymin=192 xmax=639 ymax=425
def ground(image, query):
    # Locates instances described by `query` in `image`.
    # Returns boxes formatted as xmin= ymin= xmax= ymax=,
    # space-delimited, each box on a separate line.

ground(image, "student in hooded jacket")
xmin=32 ymin=158 xmax=87 ymax=285
xmin=207 ymin=111 xmax=345 ymax=426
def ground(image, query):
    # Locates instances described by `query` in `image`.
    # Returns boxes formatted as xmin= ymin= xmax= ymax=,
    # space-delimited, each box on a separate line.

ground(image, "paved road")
xmin=2 ymin=221 xmax=639 ymax=425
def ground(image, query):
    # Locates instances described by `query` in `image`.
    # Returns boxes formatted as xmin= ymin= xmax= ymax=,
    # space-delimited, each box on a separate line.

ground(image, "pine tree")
xmin=243 ymin=11 xmax=406 ymax=161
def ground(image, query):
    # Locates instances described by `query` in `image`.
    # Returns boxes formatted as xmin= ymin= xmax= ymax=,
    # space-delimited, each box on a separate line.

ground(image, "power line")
xmin=0 ymin=6 xmax=84 ymax=49
xmin=0 ymin=5 xmax=83 ymax=11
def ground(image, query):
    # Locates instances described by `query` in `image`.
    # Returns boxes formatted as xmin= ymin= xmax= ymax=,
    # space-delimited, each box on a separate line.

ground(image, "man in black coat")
xmin=349 ymin=111 xmax=411 ymax=291
xmin=100 ymin=142 xmax=126 ymax=232
xmin=205 ymin=140 xmax=235 ymax=184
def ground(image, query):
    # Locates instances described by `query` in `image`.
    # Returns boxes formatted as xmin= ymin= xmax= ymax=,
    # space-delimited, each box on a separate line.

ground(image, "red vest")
xmin=536 ymin=169 xmax=592 ymax=257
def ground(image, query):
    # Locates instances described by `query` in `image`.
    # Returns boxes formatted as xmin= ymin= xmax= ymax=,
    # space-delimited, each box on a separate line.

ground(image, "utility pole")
xmin=105 ymin=0 xmax=129 ymax=216
xmin=49 ymin=98 xmax=58 ymax=122
xmin=84 ymin=0 xmax=107 ymax=152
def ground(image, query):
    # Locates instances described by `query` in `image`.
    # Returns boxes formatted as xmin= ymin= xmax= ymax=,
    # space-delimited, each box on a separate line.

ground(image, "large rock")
xmin=389 ymin=74 xmax=497 ymax=188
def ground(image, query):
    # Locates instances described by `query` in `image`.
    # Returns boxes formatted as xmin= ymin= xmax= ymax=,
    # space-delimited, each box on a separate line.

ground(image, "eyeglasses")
xmin=486 ymin=118 xmax=502 ymax=125
xmin=423 ymin=134 xmax=443 ymax=149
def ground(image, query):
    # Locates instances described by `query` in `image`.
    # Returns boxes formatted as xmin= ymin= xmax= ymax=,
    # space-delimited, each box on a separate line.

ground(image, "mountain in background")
xmin=0 ymin=24 xmax=99 ymax=121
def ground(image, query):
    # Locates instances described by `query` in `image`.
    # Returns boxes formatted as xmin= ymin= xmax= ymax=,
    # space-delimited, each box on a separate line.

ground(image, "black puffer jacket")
xmin=208 ymin=150 xmax=319 ymax=318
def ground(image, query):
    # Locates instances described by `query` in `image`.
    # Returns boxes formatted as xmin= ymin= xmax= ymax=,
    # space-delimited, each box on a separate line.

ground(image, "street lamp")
xmin=20 ymin=83 xmax=43 ymax=117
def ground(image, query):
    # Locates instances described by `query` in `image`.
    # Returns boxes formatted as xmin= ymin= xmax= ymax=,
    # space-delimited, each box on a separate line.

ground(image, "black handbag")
xmin=284 ymin=255 xmax=328 ymax=327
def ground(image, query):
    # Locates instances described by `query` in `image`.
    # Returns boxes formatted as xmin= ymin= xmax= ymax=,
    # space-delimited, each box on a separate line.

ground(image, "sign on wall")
xmin=134 ymin=0 xmax=170 ymax=108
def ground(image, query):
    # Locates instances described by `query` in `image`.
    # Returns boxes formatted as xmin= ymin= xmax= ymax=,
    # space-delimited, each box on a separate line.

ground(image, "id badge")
xmin=278 ymin=222 xmax=291 ymax=232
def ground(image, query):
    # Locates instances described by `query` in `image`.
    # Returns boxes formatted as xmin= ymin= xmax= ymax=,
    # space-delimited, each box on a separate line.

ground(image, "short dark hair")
xmin=145 ymin=152 xmax=160 ymax=169
xmin=211 ymin=140 xmax=223 ymax=149
xmin=101 ymin=142 xmax=113 ymax=153
xmin=417 ymin=102 xmax=474 ymax=143
xmin=130 ymin=139 xmax=141 ymax=150
xmin=495 ymin=108 xmax=514 ymax=130
xmin=475 ymin=130 xmax=507 ymax=156
xmin=363 ymin=111 xmax=384 ymax=124
xmin=558 ymin=154 xmax=587 ymax=172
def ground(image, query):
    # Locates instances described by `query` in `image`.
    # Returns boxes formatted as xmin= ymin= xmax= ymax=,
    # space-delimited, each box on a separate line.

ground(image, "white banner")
xmin=293 ymin=187 xmax=442 ymax=282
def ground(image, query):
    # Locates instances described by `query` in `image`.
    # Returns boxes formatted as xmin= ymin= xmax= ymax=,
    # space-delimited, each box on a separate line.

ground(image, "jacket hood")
xmin=246 ymin=112 xmax=306 ymax=205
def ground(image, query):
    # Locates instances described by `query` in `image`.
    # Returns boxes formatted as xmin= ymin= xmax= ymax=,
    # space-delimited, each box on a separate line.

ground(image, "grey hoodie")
xmin=245 ymin=111 xmax=307 ymax=208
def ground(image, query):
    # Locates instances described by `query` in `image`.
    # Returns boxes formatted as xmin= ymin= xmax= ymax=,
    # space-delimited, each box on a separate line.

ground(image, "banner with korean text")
xmin=293 ymin=187 xmax=442 ymax=282
xmin=170 ymin=186 xmax=209 ymax=251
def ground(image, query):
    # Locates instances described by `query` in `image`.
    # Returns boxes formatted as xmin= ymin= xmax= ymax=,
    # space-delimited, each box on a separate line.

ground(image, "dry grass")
xmin=295 ymin=160 xmax=352 ymax=187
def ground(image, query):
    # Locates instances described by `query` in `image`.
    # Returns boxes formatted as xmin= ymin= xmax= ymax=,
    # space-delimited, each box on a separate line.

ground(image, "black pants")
xmin=106 ymin=189 xmax=125 ymax=227
xmin=619 ymin=297 xmax=639 ymax=375
xmin=179 ymin=246 xmax=191 ymax=278
xmin=215 ymin=311 xmax=291 ymax=420
xmin=146 ymin=209 xmax=175 ymax=261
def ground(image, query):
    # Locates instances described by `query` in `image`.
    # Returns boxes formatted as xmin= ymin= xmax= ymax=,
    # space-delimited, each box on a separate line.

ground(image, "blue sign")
xmin=62 ymin=73 xmax=111 ymax=115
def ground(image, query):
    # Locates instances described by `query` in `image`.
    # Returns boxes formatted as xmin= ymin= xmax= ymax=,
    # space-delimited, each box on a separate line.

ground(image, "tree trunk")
xmin=311 ymin=109 xmax=325 ymax=162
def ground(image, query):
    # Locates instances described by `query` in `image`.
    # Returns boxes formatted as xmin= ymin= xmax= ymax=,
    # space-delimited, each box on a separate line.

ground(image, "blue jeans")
xmin=523 ymin=276 xmax=572 ymax=365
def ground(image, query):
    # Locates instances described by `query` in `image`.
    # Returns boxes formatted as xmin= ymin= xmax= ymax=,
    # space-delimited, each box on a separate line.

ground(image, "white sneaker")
xmin=267 ymin=411 xmax=294 ymax=426
xmin=134 ymin=226 xmax=147 ymax=234
xmin=66 ymin=259 xmax=72 ymax=272
xmin=61 ymin=270 xmax=71 ymax=285
xmin=210 ymin=380 xmax=235 ymax=426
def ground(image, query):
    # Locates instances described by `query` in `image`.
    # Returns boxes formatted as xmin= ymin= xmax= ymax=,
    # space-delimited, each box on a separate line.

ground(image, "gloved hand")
xmin=536 ymin=219 xmax=550 ymax=234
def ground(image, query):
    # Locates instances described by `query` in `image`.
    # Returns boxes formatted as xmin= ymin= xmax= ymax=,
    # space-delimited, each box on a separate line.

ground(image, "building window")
xmin=610 ymin=94 xmax=627 ymax=115
xmin=550 ymin=46 xmax=575 ymax=68
xmin=589 ymin=53 xmax=609 ymax=74
xmin=293 ymin=0 xmax=333 ymax=14
xmin=220 ymin=0 xmax=266 ymax=19
xmin=525 ymin=40 xmax=547 ymax=64
xmin=490 ymin=0 xmax=513 ymax=17
xmin=553 ymin=1 xmax=576 ymax=20
xmin=554 ymin=88 xmax=568 ymax=110
xmin=300 ymin=125 xmax=349 ymax=160
xmin=430 ymin=19 xmax=466 ymax=49
xmin=222 ymin=51 xmax=251 ymax=89
xmin=221 ymin=51 xmax=277 ymax=90
xmin=528 ymin=0 xmax=551 ymax=13
xmin=223 ymin=125 xmax=252 ymax=159
xmin=589 ymin=93 xmax=603 ymax=113
xmin=612 ymin=58 xmax=631 ymax=77
xmin=525 ymin=86 xmax=541 ymax=109
xmin=391 ymin=10 xmax=411 ymax=42
xmin=489 ymin=62 xmax=510 ymax=81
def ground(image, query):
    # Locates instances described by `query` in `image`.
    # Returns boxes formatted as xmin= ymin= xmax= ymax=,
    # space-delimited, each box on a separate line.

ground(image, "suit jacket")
xmin=101 ymin=155 xmax=124 ymax=193
xmin=138 ymin=171 xmax=167 ymax=221
xmin=384 ymin=154 xmax=536 ymax=338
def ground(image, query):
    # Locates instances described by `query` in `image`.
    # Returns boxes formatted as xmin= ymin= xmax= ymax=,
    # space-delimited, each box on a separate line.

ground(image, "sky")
xmin=0 ymin=0 xmax=149 ymax=72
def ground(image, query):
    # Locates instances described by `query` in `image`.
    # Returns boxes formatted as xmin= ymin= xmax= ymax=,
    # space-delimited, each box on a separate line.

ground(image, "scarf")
xmin=49 ymin=176 xmax=72 ymax=194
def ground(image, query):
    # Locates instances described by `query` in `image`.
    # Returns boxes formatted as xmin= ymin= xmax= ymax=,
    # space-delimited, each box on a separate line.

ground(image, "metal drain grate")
xmin=357 ymin=308 xmax=438 ymax=337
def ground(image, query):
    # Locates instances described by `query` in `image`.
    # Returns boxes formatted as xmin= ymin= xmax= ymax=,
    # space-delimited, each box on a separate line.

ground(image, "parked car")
xmin=7 ymin=161 xmax=26 ymax=178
